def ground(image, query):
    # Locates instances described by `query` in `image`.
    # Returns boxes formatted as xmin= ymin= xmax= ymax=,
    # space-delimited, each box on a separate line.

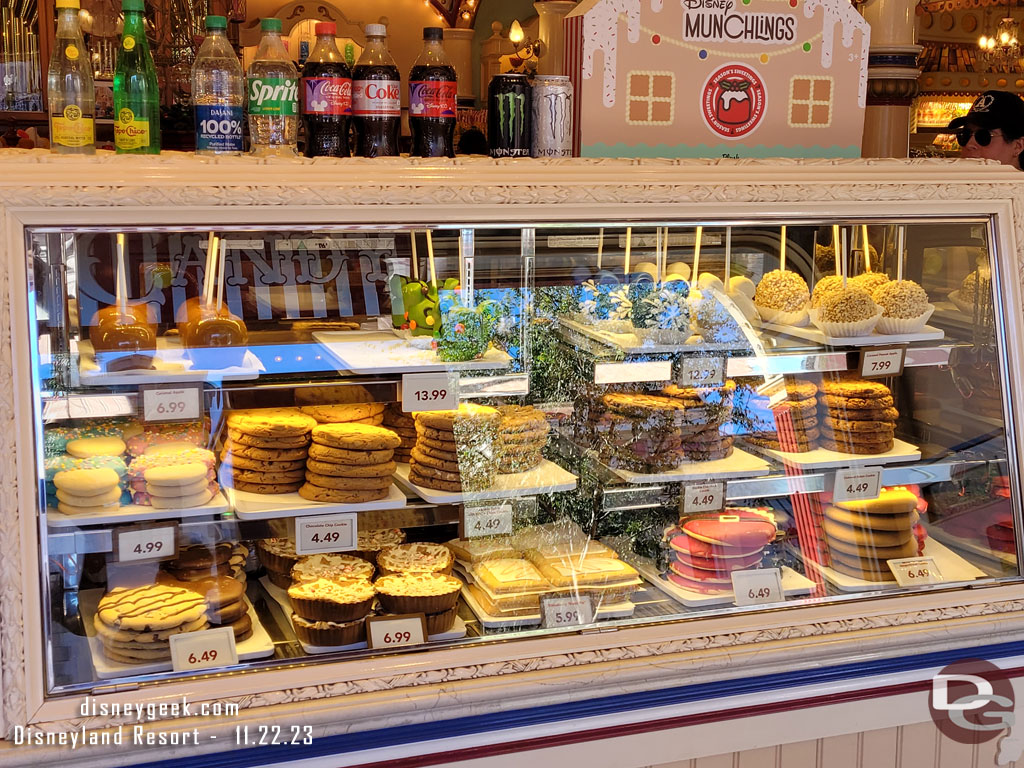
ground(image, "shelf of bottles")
xmin=1 ymin=0 xmax=43 ymax=112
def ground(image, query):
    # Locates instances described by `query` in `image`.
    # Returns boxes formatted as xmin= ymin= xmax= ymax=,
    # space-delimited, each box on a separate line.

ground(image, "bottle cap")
xmin=55 ymin=0 xmax=80 ymax=9
xmin=205 ymin=15 xmax=227 ymax=29
xmin=315 ymin=22 xmax=336 ymax=35
xmin=261 ymin=17 xmax=282 ymax=32
xmin=122 ymin=0 xmax=144 ymax=11
xmin=365 ymin=23 xmax=386 ymax=37
xmin=423 ymin=26 xmax=444 ymax=41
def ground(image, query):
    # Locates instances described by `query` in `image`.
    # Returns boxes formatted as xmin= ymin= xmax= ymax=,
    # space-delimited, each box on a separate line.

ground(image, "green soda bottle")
xmin=113 ymin=0 xmax=160 ymax=154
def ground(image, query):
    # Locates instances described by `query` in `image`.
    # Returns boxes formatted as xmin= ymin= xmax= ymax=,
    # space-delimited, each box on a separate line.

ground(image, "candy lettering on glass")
xmin=409 ymin=81 xmax=457 ymax=117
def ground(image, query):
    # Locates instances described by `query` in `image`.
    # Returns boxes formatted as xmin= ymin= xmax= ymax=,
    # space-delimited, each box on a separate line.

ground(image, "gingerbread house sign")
xmin=565 ymin=0 xmax=870 ymax=157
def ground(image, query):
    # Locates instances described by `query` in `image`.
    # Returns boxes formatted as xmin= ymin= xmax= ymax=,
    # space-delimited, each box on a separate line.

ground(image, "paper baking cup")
xmin=425 ymin=604 xmax=459 ymax=635
xmin=809 ymin=307 xmax=883 ymax=338
xmin=291 ymin=614 xmax=366 ymax=646
xmin=875 ymin=305 xmax=935 ymax=335
xmin=256 ymin=543 xmax=299 ymax=576
xmin=266 ymin=568 xmax=294 ymax=590
xmin=375 ymin=584 xmax=460 ymax=615
xmin=289 ymin=591 xmax=374 ymax=623
xmin=755 ymin=304 xmax=809 ymax=327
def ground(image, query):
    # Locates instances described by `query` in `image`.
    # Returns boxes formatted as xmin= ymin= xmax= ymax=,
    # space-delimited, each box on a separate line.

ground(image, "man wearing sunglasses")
xmin=947 ymin=90 xmax=1024 ymax=170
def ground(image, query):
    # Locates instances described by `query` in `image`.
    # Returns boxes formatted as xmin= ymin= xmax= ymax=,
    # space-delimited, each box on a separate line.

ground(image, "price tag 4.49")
xmin=887 ymin=556 xmax=943 ymax=587
xmin=832 ymin=466 xmax=882 ymax=503
xmin=679 ymin=357 xmax=725 ymax=388
xmin=170 ymin=626 xmax=238 ymax=672
xmin=683 ymin=481 xmax=725 ymax=516
xmin=140 ymin=384 xmax=203 ymax=423
xmin=462 ymin=504 xmax=513 ymax=538
xmin=295 ymin=513 xmax=357 ymax=556
xmin=401 ymin=372 xmax=458 ymax=412
xmin=859 ymin=346 xmax=906 ymax=380
xmin=366 ymin=614 xmax=427 ymax=649
xmin=731 ymin=568 xmax=784 ymax=606
xmin=114 ymin=523 xmax=178 ymax=564
xmin=541 ymin=595 xmax=594 ymax=628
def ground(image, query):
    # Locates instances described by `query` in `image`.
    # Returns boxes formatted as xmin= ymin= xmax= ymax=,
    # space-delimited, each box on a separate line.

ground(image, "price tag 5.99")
xmin=115 ymin=523 xmax=178 ymax=564
xmin=683 ymin=481 xmax=726 ymax=516
xmin=401 ymin=372 xmax=458 ymax=412
xmin=541 ymin=595 xmax=594 ymax=628
xmin=295 ymin=513 xmax=357 ymax=555
xmin=887 ymin=556 xmax=943 ymax=587
xmin=170 ymin=626 xmax=238 ymax=672
xmin=731 ymin=568 xmax=784 ymax=606
xmin=366 ymin=614 xmax=428 ymax=649
xmin=462 ymin=504 xmax=514 ymax=538
xmin=679 ymin=357 xmax=725 ymax=388
xmin=859 ymin=346 xmax=906 ymax=380
xmin=832 ymin=466 xmax=882 ymax=503
xmin=140 ymin=384 xmax=203 ymax=423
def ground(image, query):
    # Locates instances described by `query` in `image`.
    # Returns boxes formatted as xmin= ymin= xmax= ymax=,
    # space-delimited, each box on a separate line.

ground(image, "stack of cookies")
xmin=818 ymin=376 xmax=898 ymax=455
xmin=143 ymin=462 xmax=216 ymax=509
xmin=156 ymin=571 xmax=253 ymax=641
xmin=410 ymin=404 xmax=500 ymax=492
xmin=163 ymin=542 xmax=234 ymax=581
xmin=383 ymin=404 xmax=415 ymax=464
xmin=494 ymin=405 xmax=550 ymax=473
xmin=298 ymin=401 xmax=385 ymax=426
xmin=661 ymin=382 xmax=735 ymax=461
xmin=257 ymin=537 xmax=298 ymax=588
xmin=822 ymin=487 xmax=920 ymax=582
xmin=52 ymin=467 xmax=122 ymax=516
xmin=738 ymin=378 xmax=820 ymax=453
xmin=222 ymin=409 xmax=317 ymax=495
xmin=300 ymin=424 xmax=399 ymax=503
xmin=93 ymin=584 xmax=208 ymax=664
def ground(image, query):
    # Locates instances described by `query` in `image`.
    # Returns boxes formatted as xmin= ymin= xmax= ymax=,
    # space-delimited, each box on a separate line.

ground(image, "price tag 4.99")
xmin=859 ymin=346 xmax=906 ymax=380
xmin=541 ymin=595 xmax=594 ymax=628
xmin=462 ymin=503 xmax=513 ymax=538
xmin=366 ymin=614 xmax=427 ymax=649
xmin=114 ymin=523 xmax=178 ymax=564
xmin=832 ymin=466 xmax=882 ymax=503
xmin=683 ymin=481 xmax=726 ymax=516
xmin=169 ymin=626 xmax=238 ymax=672
xmin=401 ymin=372 xmax=458 ymax=412
xmin=887 ymin=556 xmax=943 ymax=587
xmin=295 ymin=513 xmax=357 ymax=555
xmin=140 ymin=384 xmax=203 ymax=423
xmin=679 ymin=357 xmax=725 ymax=388
xmin=731 ymin=568 xmax=784 ymax=606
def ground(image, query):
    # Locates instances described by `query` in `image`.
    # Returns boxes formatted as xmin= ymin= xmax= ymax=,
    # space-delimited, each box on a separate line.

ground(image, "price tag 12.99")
xmin=401 ymin=372 xmax=458 ymax=412
xmin=462 ymin=503 xmax=514 ymax=538
xmin=541 ymin=595 xmax=594 ymax=629
xmin=679 ymin=357 xmax=725 ymax=388
xmin=859 ymin=346 xmax=906 ymax=380
xmin=832 ymin=466 xmax=882 ymax=503
xmin=170 ymin=626 xmax=238 ymax=672
xmin=295 ymin=513 xmax=357 ymax=555
xmin=887 ymin=556 xmax=943 ymax=587
xmin=683 ymin=481 xmax=726 ymax=516
xmin=731 ymin=568 xmax=784 ymax=606
xmin=366 ymin=614 xmax=428 ymax=649
xmin=140 ymin=384 xmax=203 ymax=423
xmin=114 ymin=523 xmax=178 ymax=564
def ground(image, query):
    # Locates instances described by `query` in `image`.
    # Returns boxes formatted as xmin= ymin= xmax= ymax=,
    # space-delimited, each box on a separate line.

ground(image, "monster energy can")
xmin=531 ymin=75 xmax=573 ymax=158
xmin=488 ymin=73 xmax=531 ymax=158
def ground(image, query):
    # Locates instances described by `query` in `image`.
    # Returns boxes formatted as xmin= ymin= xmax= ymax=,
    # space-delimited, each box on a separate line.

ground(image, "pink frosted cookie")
xmin=126 ymin=422 xmax=207 ymax=457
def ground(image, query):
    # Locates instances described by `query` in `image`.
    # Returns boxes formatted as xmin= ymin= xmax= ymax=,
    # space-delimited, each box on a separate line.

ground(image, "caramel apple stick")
xmin=203 ymin=235 xmax=217 ymax=308
xmin=862 ymin=224 xmax=871 ymax=272
xmin=897 ymin=226 xmax=905 ymax=282
xmin=597 ymin=227 xmax=604 ymax=270
xmin=840 ymin=228 xmax=848 ymax=288
xmin=115 ymin=233 xmax=127 ymax=316
xmin=832 ymin=225 xmax=841 ymax=277
xmin=426 ymin=229 xmax=437 ymax=289
xmin=410 ymin=231 xmax=419 ymax=281
xmin=662 ymin=226 xmax=669 ymax=274
xmin=216 ymin=238 xmax=227 ymax=312
xmin=655 ymin=227 xmax=662 ymax=283
xmin=724 ymin=226 xmax=732 ymax=282
xmin=693 ymin=225 xmax=703 ymax=278
xmin=780 ymin=226 xmax=787 ymax=271
xmin=624 ymin=226 xmax=632 ymax=276
xmin=203 ymin=231 xmax=216 ymax=307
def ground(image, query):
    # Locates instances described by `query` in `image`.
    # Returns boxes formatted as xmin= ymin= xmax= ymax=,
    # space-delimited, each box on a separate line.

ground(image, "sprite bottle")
xmin=113 ymin=0 xmax=160 ymax=154
xmin=246 ymin=18 xmax=298 ymax=156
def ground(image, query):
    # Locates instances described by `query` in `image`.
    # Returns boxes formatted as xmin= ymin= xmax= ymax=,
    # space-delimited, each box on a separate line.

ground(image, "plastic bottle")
xmin=48 ymin=0 xmax=95 ymax=154
xmin=246 ymin=17 xmax=299 ymax=157
xmin=351 ymin=23 xmax=401 ymax=158
xmin=191 ymin=15 xmax=244 ymax=155
xmin=408 ymin=27 xmax=457 ymax=158
xmin=300 ymin=22 xmax=351 ymax=158
xmin=113 ymin=0 xmax=160 ymax=154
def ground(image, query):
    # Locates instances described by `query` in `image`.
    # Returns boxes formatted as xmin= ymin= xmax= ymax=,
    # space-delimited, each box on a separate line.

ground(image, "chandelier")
xmin=979 ymin=2 xmax=1022 ymax=72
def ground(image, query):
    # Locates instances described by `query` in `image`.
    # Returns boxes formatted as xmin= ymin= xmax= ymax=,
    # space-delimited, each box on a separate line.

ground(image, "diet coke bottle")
xmin=351 ymin=23 xmax=401 ymax=157
xmin=301 ymin=22 xmax=351 ymax=157
xmin=408 ymin=27 xmax=457 ymax=158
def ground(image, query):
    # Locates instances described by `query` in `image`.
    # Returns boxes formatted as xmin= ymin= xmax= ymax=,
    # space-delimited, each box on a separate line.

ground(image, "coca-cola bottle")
xmin=351 ymin=23 xmax=401 ymax=157
xmin=408 ymin=27 xmax=457 ymax=158
xmin=301 ymin=22 xmax=351 ymax=157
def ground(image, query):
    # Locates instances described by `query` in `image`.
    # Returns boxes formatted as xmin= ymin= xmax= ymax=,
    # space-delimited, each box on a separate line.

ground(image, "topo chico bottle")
xmin=113 ymin=0 xmax=160 ymax=154
xmin=48 ymin=0 xmax=95 ymax=154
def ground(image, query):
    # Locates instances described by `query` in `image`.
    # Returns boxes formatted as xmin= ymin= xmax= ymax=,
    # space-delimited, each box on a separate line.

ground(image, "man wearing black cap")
xmin=947 ymin=90 xmax=1024 ymax=169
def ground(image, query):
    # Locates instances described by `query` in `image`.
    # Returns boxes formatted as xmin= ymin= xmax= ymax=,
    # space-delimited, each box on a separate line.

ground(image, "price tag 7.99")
xmin=832 ymin=466 xmax=882 ymax=503
xmin=859 ymin=346 xmax=906 ymax=379
xmin=462 ymin=504 xmax=513 ymax=538
xmin=541 ymin=595 xmax=594 ymax=628
xmin=170 ymin=626 xmax=238 ymax=672
xmin=887 ymin=556 xmax=943 ymax=587
xmin=295 ymin=513 xmax=357 ymax=555
xmin=114 ymin=523 xmax=178 ymax=564
xmin=683 ymin=481 xmax=725 ymax=516
xmin=679 ymin=357 xmax=725 ymax=388
xmin=401 ymin=372 xmax=458 ymax=412
xmin=366 ymin=614 xmax=427 ymax=649
xmin=140 ymin=384 xmax=203 ymax=423
xmin=731 ymin=568 xmax=784 ymax=606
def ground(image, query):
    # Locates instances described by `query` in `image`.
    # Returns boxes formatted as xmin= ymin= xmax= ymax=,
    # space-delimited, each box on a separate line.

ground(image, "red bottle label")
xmin=352 ymin=79 xmax=401 ymax=117
xmin=409 ymin=80 xmax=457 ymax=118
xmin=302 ymin=77 xmax=352 ymax=116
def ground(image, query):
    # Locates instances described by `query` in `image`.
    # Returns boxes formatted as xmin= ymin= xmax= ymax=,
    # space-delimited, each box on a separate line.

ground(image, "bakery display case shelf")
xmin=46 ymin=491 xmax=231 ymax=528
xmin=760 ymin=322 xmax=944 ymax=347
xmin=77 ymin=339 xmax=263 ymax=386
xmin=225 ymin=484 xmax=408 ymax=521
xmin=313 ymin=331 xmax=512 ymax=375
xmin=604 ymin=447 xmax=770 ymax=484
xmin=393 ymin=460 xmax=578 ymax=504
xmin=557 ymin=317 xmax=749 ymax=357
xmin=751 ymin=438 xmax=922 ymax=470
xmin=459 ymin=585 xmax=635 ymax=630
xmin=634 ymin=559 xmax=816 ymax=608
xmin=725 ymin=344 xmax=953 ymax=378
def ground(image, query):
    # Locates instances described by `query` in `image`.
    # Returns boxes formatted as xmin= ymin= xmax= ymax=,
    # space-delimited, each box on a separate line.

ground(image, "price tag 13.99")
xmin=366 ymin=614 xmax=428 ymax=649
xmin=832 ymin=466 xmax=882 ymax=503
xmin=140 ymin=384 xmax=203 ymax=423
xmin=541 ymin=595 xmax=594 ymax=629
xmin=295 ymin=513 xmax=357 ymax=555
xmin=170 ymin=626 xmax=238 ymax=672
xmin=731 ymin=568 xmax=784 ymax=606
xmin=462 ymin=503 xmax=514 ymax=538
xmin=114 ymin=523 xmax=178 ymax=564
xmin=859 ymin=346 xmax=906 ymax=380
xmin=679 ymin=357 xmax=725 ymax=388
xmin=887 ymin=556 xmax=943 ymax=587
xmin=683 ymin=481 xmax=726 ymax=516
xmin=401 ymin=372 xmax=458 ymax=412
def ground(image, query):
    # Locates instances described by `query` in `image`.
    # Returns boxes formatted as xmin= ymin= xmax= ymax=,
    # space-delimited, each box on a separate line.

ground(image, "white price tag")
xmin=888 ymin=556 xmax=943 ymax=587
xmin=679 ymin=357 xmax=725 ymax=388
xmin=295 ymin=513 xmax=357 ymax=555
xmin=731 ymin=568 xmax=784 ymax=606
xmin=832 ymin=466 xmax=882 ymax=503
xmin=463 ymin=504 xmax=513 ymax=538
xmin=683 ymin=481 xmax=725 ymax=516
xmin=401 ymin=372 xmax=458 ymax=412
xmin=169 ymin=626 xmax=238 ymax=672
xmin=860 ymin=347 xmax=906 ymax=379
xmin=141 ymin=385 xmax=202 ymax=423
xmin=366 ymin=614 xmax=427 ymax=648
xmin=115 ymin=524 xmax=177 ymax=563
xmin=541 ymin=595 xmax=594 ymax=628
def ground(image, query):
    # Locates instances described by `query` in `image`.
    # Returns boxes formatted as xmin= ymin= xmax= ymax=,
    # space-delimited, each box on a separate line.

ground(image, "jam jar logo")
xmin=701 ymin=63 xmax=766 ymax=139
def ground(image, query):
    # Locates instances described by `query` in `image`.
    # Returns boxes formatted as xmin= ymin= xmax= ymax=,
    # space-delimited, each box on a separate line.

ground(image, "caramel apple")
xmin=183 ymin=304 xmax=249 ymax=369
xmin=91 ymin=308 xmax=157 ymax=372
xmin=174 ymin=296 xmax=204 ymax=336
xmin=90 ymin=303 xmax=156 ymax=335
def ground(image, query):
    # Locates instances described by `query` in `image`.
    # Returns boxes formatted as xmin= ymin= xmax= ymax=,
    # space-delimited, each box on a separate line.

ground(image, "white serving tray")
xmin=761 ymin=321 xmax=944 ymax=347
xmin=802 ymin=537 xmax=986 ymax=593
xmin=925 ymin=525 xmax=1017 ymax=569
xmin=559 ymin=316 xmax=749 ymax=355
xmin=393 ymin=459 xmax=578 ymax=504
xmin=460 ymin=585 xmax=635 ymax=629
xmin=636 ymin=560 xmax=816 ymax=607
xmin=225 ymin=483 xmax=407 ymax=521
xmin=752 ymin=438 xmax=921 ymax=470
xmin=607 ymin=447 xmax=770 ymax=484
xmin=313 ymin=331 xmax=511 ymax=374
xmin=81 ymin=590 xmax=274 ymax=680
xmin=47 ymin=491 xmax=230 ymax=528
xmin=78 ymin=338 xmax=262 ymax=386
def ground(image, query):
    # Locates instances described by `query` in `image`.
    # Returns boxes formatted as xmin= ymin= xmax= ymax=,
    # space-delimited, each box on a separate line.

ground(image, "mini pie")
xmin=374 ymin=572 xmax=462 ymax=614
xmin=288 ymin=578 xmax=375 ymax=622
xmin=292 ymin=553 xmax=375 ymax=583
xmin=377 ymin=542 xmax=454 ymax=575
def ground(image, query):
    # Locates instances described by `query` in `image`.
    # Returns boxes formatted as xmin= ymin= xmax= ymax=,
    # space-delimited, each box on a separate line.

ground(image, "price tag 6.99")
xmin=541 ymin=595 xmax=594 ymax=629
xmin=731 ymin=568 xmax=784 ymax=606
xmin=859 ymin=346 xmax=906 ymax=380
xmin=683 ymin=481 xmax=726 ymax=516
xmin=114 ymin=523 xmax=178 ymax=564
xmin=679 ymin=357 xmax=725 ymax=388
xmin=295 ymin=513 xmax=357 ymax=555
xmin=401 ymin=372 xmax=458 ymax=412
xmin=140 ymin=384 xmax=203 ymax=423
xmin=832 ymin=466 xmax=882 ymax=503
xmin=366 ymin=614 xmax=427 ymax=649
xmin=462 ymin=504 xmax=514 ymax=538
xmin=170 ymin=626 xmax=238 ymax=672
xmin=888 ymin=556 xmax=943 ymax=587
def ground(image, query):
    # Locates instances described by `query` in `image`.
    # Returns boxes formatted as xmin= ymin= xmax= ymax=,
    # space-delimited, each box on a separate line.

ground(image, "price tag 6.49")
xmin=731 ymin=568 xmax=784 ymax=606
xmin=679 ymin=357 xmax=725 ymax=388
xmin=462 ymin=504 xmax=513 ymax=538
xmin=888 ymin=556 xmax=943 ymax=587
xmin=683 ymin=481 xmax=725 ymax=516
xmin=114 ymin=523 xmax=178 ymax=564
xmin=296 ymin=513 xmax=357 ymax=555
xmin=541 ymin=595 xmax=594 ymax=628
xmin=140 ymin=384 xmax=203 ymax=423
xmin=832 ymin=466 xmax=882 ymax=503
xmin=401 ymin=372 xmax=458 ymax=412
xmin=366 ymin=614 xmax=427 ymax=649
xmin=859 ymin=346 xmax=906 ymax=379
xmin=170 ymin=626 xmax=238 ymax=672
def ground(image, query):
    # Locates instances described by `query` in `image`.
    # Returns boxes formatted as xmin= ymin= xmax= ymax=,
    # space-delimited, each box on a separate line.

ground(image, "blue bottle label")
xmin=195 ymin=104 xmax=243 ymax=152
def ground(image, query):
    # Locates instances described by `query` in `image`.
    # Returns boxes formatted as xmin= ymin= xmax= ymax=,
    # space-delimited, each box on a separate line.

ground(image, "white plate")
xmin=47 ymin=491 xmax=230 ymax=528
xmin=460 ymin=585 xmax=635 ymax=629
xmin=761 ymin=321 xmax=944 ymax=347
xmin=751 ymin=438 xmax=921 ymax=470
xmin=393 ymin=459 xmax=578 ymax=504
xmin=608 ymin=447 xmax=770 ymax=484
xmin=78 ymin=339 xmax=262 ymax=386
xmin=558 ymin=316 xmax=747 ymax=354
xmin=801 ymin=537 xmax=987 ymax=593
xmin=313 ymin=331 xmax=511 ymax=374
xmin=635 ymin=560 xmax=816 ymax=607
xmin=81 ymin=590 xmax=274 ymax=680
xmin=226 ymin=483 xmax=407 ymax=521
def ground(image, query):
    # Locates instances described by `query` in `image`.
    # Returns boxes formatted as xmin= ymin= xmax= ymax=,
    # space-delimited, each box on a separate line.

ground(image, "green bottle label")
xmin=114 ymin=107 xmax=151 ymax=150
xmin=247 ymin=77 xmax=298 ymax=116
